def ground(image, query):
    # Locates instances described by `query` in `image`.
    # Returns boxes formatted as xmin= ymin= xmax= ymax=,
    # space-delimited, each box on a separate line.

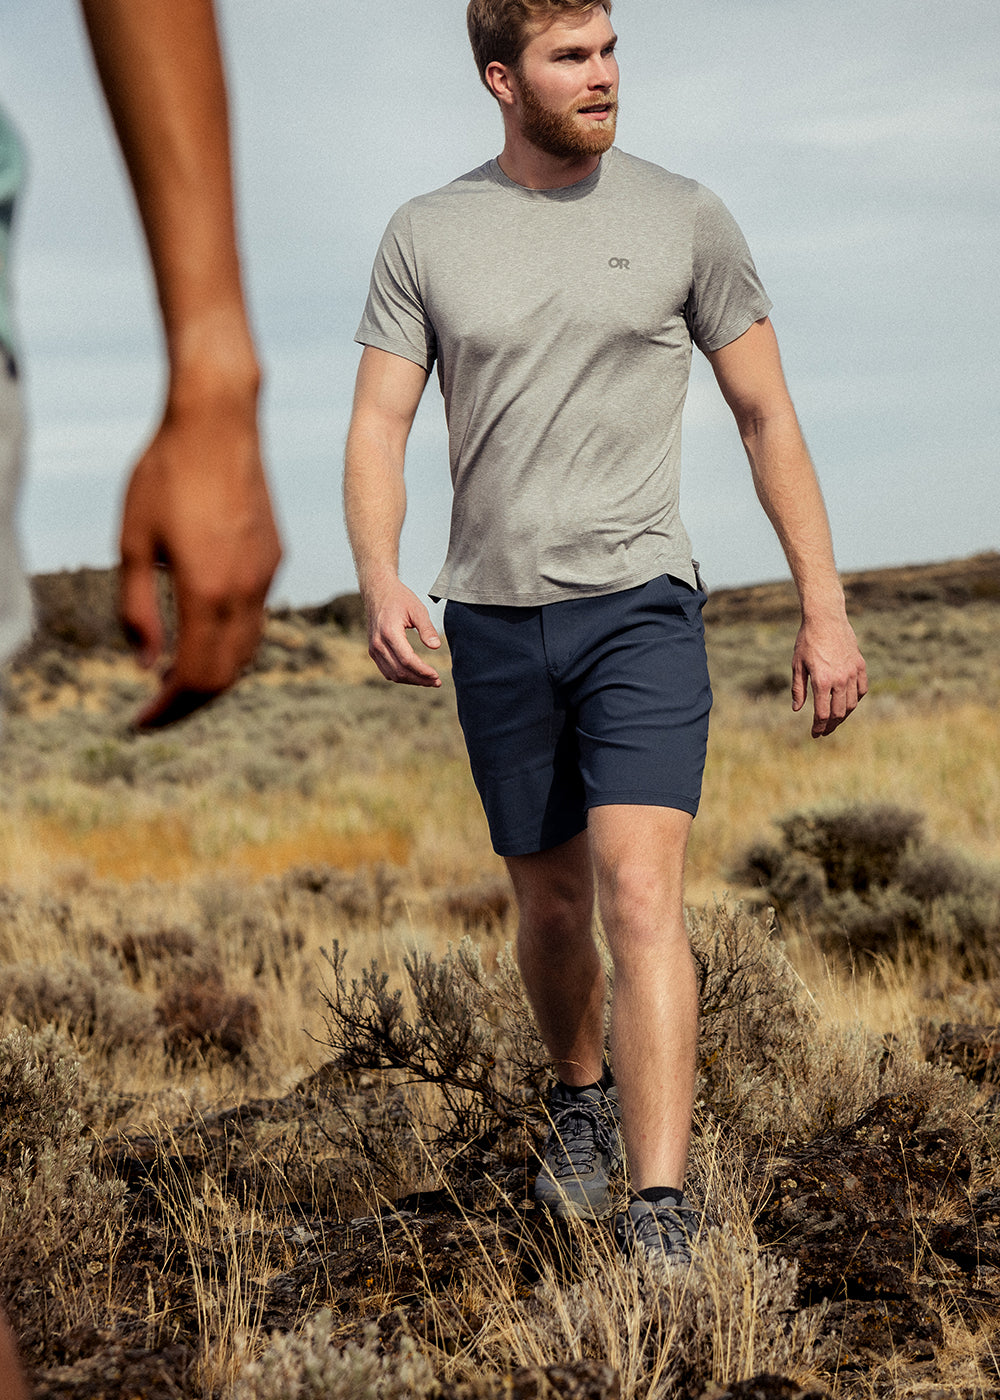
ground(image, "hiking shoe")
xmin=534 ymin=1081 xmax=623 ymax=1221
xmin=613 ymin=1190 xmax=704 ymax=1268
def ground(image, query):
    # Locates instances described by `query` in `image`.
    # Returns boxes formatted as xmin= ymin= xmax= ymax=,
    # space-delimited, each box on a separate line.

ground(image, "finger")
xmin=790 ymin=659 xmax=807 ymax=713
xmin=814 ymin=692 xmax=855 ymax=738
xmin=132 ymin=607 xmax=263 ymax=730
xmin=372 ymin=629 xmax=442 ymax=686
xmin=133 ymin=679 xmax=219 ymax=731
xmin=816 ymin=674 xmax=864 ymax=738
xmin=118 ymin=557 xmax=164 ymax=669
xmin=173 ymin=551 xmax=271 ymax=681
xmin=415 ymin=616 xmax=442 ymax=650
xmin=378 ymin=644 xmax=442 ymax=687
xmin=811 ymin=685 xmax=833 ymax=738
xmin=829 ymin=683 xmax=849 ymax=722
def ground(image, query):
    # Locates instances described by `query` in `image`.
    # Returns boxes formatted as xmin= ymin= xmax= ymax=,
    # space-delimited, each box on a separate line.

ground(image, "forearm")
xmin=79 ymin=0 xmax=258 ymax=398
xmin=344 ymin=424 xmax=409 ymax=602
xmin=741 ymin=408 xmax=848 ymax=623
xmin=344 ymin=347 xmax=429 ymax=599
xmin=710 ymin=318 xmax=866 ymax=734
xmin=343 ymin=403 xmax=441 ymax=687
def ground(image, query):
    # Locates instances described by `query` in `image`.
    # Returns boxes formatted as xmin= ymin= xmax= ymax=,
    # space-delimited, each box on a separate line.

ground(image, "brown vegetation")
xmin=0 ymin=554 xmax=999 ymax=1398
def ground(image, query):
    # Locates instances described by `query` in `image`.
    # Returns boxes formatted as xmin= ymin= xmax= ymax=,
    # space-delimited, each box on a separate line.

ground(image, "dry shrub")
xmin=0 ymin=1027 xmax=126 ymax=1355
xmin=319 ymin=910 xmax=813 ymax=1173
xmin=472 ymin=1229 xmax=831 ymax=1399
xmin=0 ymin=953 xmax=159 ymax=1050
xmin=157 ymin=971 xmax=261 ymax=1059
xmin=318 ymin=939 xmax=546 ymax=1183
xmin=72 ymin=739 xmax=138 ymax=786
xmin=103 ymin=921 xmax=199 ymax=979
xmin=686 ymin=903 xmax=979 ymax=1148
xmin=236 ymin=1220 xmax=831 ymax=1400
xmin=278 ymin=864 xmax=403 ymax=929
xmin=441 ymin=880 xmax=512 ymax=932
xmin=688 ymin=903 xmax=813 ymax=1129
xmin=317 ymin=907 xmax=971 ymax=1161
xmin=740 ymin=803 xmax=1000 ymax=969
xmin=234 ymin=1316 xmax=437 ymax=1400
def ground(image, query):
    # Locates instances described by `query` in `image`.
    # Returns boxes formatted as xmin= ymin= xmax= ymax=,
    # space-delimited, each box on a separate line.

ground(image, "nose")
xmin=589 ymin=51 xmax=617 ymax=90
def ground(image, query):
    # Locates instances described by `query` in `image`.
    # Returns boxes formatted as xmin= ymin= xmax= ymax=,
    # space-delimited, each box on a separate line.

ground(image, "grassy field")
xmin=2 ymin=554 xmax=1000 ymax=1398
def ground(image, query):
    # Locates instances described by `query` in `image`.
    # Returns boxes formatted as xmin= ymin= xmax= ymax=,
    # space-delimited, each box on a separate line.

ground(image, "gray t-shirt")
xmin=356 ymin=146 xmax=771 ymax=606
xmin=0 ymin=107 xmax=30 ymax=668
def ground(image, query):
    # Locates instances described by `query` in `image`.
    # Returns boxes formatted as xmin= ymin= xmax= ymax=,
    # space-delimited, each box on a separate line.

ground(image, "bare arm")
xmin=0 ymin=1306 xmax=29 ymax=1400
xmin=706 ymin=317 xmax=867 ymax=737
xmin=344 ymin=346 xmax=440 ymax=686
xmin=80 ymin=0 xmax=281 ymax=728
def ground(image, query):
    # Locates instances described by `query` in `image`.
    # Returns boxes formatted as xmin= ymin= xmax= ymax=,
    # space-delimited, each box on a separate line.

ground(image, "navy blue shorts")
xmin=443 ymin=574 xmax=713 ymax=857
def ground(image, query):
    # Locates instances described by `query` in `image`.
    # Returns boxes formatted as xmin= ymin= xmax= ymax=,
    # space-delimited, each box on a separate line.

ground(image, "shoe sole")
xmin=534 ymin=1180 xmax=615 ymax=1222
xmin=537 ymin=1195 xmax=615 ymax=1222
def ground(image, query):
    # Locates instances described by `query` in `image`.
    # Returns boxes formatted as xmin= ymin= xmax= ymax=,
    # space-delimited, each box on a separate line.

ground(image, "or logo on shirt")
xmin=608 ymin=257 xmax=631 ymax=270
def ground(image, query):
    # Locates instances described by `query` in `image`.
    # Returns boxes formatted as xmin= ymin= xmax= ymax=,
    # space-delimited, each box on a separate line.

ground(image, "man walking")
xmin=344 ymin=0 xmax=866 ymax=1266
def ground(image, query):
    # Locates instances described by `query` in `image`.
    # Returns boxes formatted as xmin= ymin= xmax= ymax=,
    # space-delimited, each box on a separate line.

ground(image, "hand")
xmin=119 ymin=384 xmax=282 ymax=728
xmin=364 ymin=576 xmax=442 ymax=687
xmin=791 ymin=613 xmax=868 ymax=738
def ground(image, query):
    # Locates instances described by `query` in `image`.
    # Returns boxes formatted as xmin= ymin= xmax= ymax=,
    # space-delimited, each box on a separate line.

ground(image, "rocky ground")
xmin=26 ymin=1074 xmax=1000 ymax=1399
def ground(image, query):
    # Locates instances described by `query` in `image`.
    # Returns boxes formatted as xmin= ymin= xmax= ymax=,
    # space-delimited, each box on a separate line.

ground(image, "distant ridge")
xmin=702 ymin=550 xmax=1000 ymax=626
xmin=16 ymin=551 xmax=1000 ymax=659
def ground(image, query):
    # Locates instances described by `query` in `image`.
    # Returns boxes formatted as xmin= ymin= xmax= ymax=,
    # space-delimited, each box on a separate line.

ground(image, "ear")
xmin=485 ymin=59 xmax=517 ymax=107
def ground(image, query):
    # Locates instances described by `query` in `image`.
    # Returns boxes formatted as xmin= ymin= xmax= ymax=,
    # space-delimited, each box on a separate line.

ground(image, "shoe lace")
xmin=626 ymin=1201 xmax=698 ymax=1253
xmin=547 ymin=1097 xmax=618 ymax=1174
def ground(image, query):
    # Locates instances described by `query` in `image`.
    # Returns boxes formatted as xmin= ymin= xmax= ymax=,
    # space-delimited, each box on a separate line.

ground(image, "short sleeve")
xmin=355 ymin=204 xmax=437 ymax=371
xmin=684 ymin=185 xmax=772 ymax=354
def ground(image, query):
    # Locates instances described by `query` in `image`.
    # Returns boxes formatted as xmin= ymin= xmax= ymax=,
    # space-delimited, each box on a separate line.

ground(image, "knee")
xmin=518 ymin=884 xmax=588 ymax=940
xmin=517 ymin=884 xmax=594 ymax=950
xmin=598 ymin=862 xmax=687 ymax=954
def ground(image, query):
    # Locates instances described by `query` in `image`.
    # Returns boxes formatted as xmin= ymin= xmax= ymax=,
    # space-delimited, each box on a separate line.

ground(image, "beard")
xmin=515 ymin=73 xmax=618 ymax=160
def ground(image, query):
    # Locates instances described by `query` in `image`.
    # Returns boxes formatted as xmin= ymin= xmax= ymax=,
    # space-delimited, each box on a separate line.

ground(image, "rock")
xmin=826 ymin=1296 xmax=943 ymax=1368
xmin=698 ymin=1378 xmax=831 ymax=1400
xmin=436 ymin=1360 xmax=620 ymax=1400
xmin=265 ymin=1204 xmax=534 ymax=1324
xmin=754 ymin=1095 xmax=970 ymax=1361
xmin=929 ymin=1024 xmax=1000 ymax=1082
xmin=32 ymin=1340 xmax=193 ymax=1400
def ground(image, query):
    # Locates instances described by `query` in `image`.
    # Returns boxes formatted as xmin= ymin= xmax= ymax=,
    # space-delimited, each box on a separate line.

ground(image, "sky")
xmin=0 ymin=1 xmax=997 ymax=608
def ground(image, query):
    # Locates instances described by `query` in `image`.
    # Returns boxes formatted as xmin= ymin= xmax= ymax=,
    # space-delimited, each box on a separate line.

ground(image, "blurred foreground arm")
xmin=0 ymin=1305 xmax=29 ymax=1400
xmin=343 ymin=347 xmax=441 ymax=687
xmin=80 ymin=0 xmax=281 ymax=728
xmin=707 ymin=317 xmax=867 ymax=737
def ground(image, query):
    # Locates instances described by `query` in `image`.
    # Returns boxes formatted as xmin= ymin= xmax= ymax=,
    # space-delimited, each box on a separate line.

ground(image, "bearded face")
xmin=514 ymin=67 xmax=618 ymax=160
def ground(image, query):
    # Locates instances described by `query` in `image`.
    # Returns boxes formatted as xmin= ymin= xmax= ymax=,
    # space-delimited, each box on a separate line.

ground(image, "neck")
xmin=496 ymin=130 xmax=603 ymax=190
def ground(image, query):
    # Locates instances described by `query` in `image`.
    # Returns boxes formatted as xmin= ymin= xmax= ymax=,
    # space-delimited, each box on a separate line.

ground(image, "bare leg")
xmin=589 ymin=804 xmax=696 ymax=1191
xmin=504 ymin=831 xmax=605 ymax=1088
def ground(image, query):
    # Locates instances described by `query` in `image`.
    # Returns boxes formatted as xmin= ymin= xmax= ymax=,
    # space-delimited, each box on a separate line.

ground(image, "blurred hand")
xmin=792 ymin=613 xmax=868 ymax=738
xmin=119 ymin=382 xmax=281 ymax=728
xmin=364 ymin=575 xmax=442 ymax=687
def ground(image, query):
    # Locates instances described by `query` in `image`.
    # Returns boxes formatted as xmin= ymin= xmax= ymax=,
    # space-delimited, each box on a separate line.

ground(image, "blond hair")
xmin=466 ymin=0 xmax=613 ymax=90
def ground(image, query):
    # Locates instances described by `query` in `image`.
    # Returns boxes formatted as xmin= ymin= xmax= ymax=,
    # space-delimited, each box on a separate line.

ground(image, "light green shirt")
xmin=0 ymin=105 xmax=30 ymax=669
xmin=0 ymin=105 xmax=26 ymax=359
